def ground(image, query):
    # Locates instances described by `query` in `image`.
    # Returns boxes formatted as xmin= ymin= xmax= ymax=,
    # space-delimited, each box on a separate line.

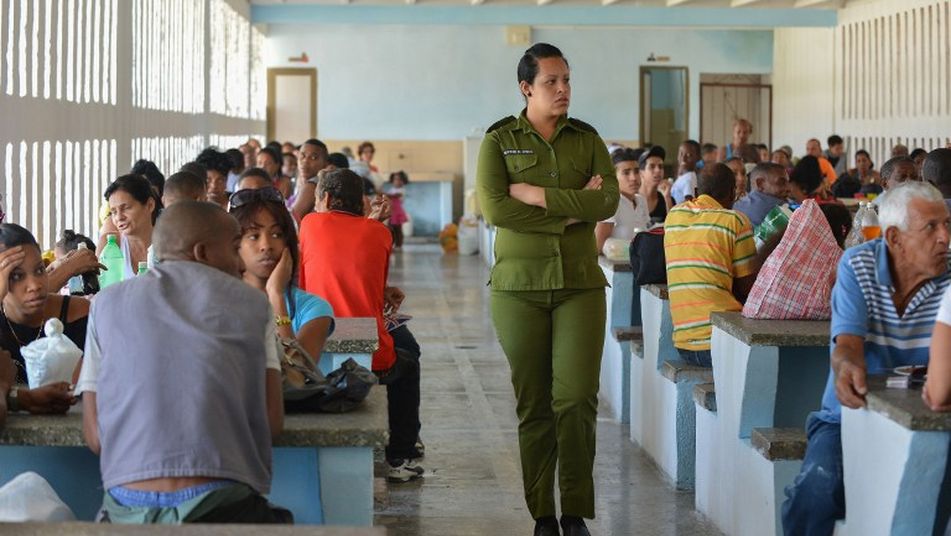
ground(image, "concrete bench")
xmin=693 ymin=383 xmax=717 ymax=413
xmin=0 ymin=387 xmax=388 ymax=527
xmin=696 ymin=312 xmax=830 ymax=536
xmin=0 ymin=522 xmax=386 ymax=534
xmin=599 ymin=256 xmax=636 ymax=424
xmin=630 ymin=284 xmax=704 ymax=489
xmin=319 ymin=317 xmax=378 ymax=375
xmin=612 ymin=326 xmax=643 ymax=342
xmin=839 ymin=379 xmax=951 ymax=536
xmin=751 ymin=427 xmax=807 ymax=461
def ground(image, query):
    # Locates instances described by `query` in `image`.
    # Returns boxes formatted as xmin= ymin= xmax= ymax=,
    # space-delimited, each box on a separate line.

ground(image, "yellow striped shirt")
xmin=664 ymin=195 xmax=756 ymax=351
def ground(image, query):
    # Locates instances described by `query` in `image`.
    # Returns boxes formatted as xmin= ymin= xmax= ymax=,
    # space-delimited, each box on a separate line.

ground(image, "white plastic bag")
xmin=457 ymin=216 xmax=480 ymax=256
xmin=602 ymin=237 xmax=631 ymax=261
xmin=20 ymin=318 xmax=82 ymax=389
xmin=0 ymin=472 xmax=75 ymax=522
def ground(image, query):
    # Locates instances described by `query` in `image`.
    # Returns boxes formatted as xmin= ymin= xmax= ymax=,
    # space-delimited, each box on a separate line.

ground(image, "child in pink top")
xmin=385 ymin=171 xmax=409 ymax=249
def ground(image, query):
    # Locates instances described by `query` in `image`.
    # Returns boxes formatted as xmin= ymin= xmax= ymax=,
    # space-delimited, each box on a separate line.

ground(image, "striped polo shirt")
xmin=815 ymin=238 xmax=951 ymax=424
xmin=664 ymin=195 xmax=757 ymax=351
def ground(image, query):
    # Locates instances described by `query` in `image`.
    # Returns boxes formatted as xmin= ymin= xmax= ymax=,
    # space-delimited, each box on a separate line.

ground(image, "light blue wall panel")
xmin=265 ymin=24 xmax=774 ymax=144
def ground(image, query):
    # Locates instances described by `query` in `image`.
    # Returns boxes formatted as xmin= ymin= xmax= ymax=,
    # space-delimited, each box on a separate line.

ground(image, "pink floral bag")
xmin=742 ymin=200 xmax=841 ymax=320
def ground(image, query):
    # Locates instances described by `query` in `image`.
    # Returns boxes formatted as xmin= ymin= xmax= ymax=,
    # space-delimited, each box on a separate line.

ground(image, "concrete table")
xmin=840 ymin=380 xmax=951 ymax=536
xmin=599 ymin=256 xmax=636 ymax=423
xmin=0 ymin=388 xmax=388 ymax=527
xmin=319 ymin=317 xmax=378 ymax=375
xmin=0 ymin=523 xmax=386 ymax=535
xmin=696 ymin=312 xmax=830 ymax=536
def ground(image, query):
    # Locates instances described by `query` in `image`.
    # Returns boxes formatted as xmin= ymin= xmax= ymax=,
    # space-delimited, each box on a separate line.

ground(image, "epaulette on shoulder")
xmin=568 ymin=118 xmax=598 ymax=134
xmin=486 ymin=116 xmax=517 ymax=133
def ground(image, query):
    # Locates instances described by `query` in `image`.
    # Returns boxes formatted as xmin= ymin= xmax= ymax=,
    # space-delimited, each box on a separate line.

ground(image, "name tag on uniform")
xmin=502 ymin=149 xmax=534 ymax=156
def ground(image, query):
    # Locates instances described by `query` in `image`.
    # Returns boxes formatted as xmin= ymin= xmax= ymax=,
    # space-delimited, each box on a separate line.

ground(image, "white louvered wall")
xmin=0 ymin=0 xmax=265 ymax=249
xmin=775 ymin=0 xmax=951 ymax=167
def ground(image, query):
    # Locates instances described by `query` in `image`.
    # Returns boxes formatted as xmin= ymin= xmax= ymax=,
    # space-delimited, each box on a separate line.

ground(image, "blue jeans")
xmin=677 ymin=349 xmax=712 ymax=368
xmin=781 ymin=415 xmax=844 ymax=536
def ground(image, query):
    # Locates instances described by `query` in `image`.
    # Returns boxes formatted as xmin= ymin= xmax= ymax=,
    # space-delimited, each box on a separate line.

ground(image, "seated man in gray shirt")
xmin=76 ymin=201 xmax=287 ymax=524
xmin=733 ymin=162 xmax=790 ymax=226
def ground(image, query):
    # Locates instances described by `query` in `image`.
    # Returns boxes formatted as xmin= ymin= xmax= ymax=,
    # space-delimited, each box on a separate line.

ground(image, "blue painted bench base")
xmin=840 ymin=408 xmax=951 ymax=536
xmin=319 ymin=352 xmax=373 ymax=376
xmin=598 ymin=262 xmax=637 ymax=424
xmin=0 ymin=445 xmax=375 ymax=526
xmin=629 ymin=288 xmax=698 ymax=489
xmin=695 ymin=327 xmax=828 ymax=536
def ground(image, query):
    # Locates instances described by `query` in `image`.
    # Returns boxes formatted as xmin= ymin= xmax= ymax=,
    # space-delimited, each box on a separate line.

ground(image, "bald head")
xmin=154 ymin=201 xmax=243 ymax=277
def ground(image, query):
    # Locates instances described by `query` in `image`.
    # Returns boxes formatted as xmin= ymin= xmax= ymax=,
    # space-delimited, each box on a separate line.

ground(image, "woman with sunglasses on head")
xmin=97 ymin=174 xmax=159 ymax=278
xmin=0 ymin=224 xmax=81 ymax=414
xmin=229 ymin=187 xmax=334 ymax=361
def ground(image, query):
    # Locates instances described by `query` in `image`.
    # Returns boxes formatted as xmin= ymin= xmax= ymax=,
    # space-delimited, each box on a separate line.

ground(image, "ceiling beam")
xmin=730 ymin=0 xmax=775 ymax=6
xmin=794 ymin=0 xmax=842 ymax=7
xmin=666 ymin=0 xmax=699 ymax=6
xmin=538 ymin=0 xmax=554 ymax=6
xmin=602 ymin=0 xmax=621 ymax=5
xmin=471 ymin=0 xmax=484 ymax=5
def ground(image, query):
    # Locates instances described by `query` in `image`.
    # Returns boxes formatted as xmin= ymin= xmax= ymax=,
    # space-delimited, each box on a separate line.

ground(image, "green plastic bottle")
xmin=98 ymin=234 xmax=125 ymax=288
xmin=137 ymin=261 xmax=148 ymax=275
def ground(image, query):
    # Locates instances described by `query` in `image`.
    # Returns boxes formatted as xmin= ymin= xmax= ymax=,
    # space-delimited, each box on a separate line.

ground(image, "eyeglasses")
xmin=228 ymin=186 xmax=285 ymax=210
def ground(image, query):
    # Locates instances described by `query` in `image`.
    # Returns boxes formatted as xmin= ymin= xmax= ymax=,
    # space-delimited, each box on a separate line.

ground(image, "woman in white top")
xmin=97 ymin=174 xmax=157 ymax=279
xmin=596 ymin=147 xmax=651 ymax=254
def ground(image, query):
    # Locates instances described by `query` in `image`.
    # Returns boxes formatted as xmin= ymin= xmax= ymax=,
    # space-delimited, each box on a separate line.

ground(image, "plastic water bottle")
xmin=845 ymin=202 xmax=868 ymax=249
xmin=67 ymin=242 xmax=84 ymax=295
xmin=67 ymin=243 xmax=100 ymax=296
xmin=98 ymin=234 xmax=125 ymax=289
xmin=861 ymin=205 xmax=881 ymax=241
xmin=137 ymin=261 xmax=148 ymax=275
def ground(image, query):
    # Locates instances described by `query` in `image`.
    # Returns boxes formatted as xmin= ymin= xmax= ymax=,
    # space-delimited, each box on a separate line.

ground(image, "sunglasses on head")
xmin=228 ymin=186 xmax=285 ymax=210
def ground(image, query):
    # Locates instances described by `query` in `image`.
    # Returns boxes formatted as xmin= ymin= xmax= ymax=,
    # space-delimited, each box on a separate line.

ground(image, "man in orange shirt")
xmin=298 ymin=169 xmax=424 ymax=483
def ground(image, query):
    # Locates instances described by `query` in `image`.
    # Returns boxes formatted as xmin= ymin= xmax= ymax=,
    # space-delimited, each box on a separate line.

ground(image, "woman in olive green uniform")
xmin=476 ymin=43 xmax=618 ymax=536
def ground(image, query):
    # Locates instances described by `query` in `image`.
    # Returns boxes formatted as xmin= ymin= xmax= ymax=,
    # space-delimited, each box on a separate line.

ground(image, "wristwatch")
xmin=6 ymin=385 xmax=19 ymax=412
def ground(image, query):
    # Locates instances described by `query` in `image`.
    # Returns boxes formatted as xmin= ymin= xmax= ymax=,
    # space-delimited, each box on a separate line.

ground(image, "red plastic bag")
xmin=742 ymin=200 xmax=840 ymax=320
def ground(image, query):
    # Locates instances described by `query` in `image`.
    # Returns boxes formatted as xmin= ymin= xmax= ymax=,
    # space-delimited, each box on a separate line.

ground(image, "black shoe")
xmin=534 ymin=516 xmax=560 ymax=536
xmin=560 ymin=516 xmax=591 ymax=536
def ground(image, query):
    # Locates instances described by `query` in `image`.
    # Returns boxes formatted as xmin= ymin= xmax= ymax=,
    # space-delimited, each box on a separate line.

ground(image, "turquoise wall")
xmin=265 ymin=24 xmax=773 ymax=143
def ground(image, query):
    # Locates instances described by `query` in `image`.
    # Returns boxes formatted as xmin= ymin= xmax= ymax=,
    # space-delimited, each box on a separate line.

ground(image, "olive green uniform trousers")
xmin=491 ymin=287 xmax=605 ymax=520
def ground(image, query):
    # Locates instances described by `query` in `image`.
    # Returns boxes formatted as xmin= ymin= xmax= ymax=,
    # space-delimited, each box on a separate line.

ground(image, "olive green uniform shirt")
xmin=477 ymin=111 xmax=619 ymax=291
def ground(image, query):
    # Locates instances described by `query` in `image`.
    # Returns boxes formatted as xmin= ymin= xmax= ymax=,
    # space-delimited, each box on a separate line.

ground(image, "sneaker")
xmin=387 ymin=458 xmax=425 ymax=483
xmin=414 ymin=437 xmax=425 ymax=458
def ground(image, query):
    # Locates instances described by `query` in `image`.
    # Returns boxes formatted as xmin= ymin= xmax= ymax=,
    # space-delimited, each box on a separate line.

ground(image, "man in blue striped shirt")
xmin=782 ymin=181 xmax=951 ymax=536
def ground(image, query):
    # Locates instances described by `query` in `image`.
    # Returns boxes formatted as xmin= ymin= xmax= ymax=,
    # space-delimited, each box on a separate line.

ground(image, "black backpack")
xmin=629 ymin=227 xmax=667 ymax=285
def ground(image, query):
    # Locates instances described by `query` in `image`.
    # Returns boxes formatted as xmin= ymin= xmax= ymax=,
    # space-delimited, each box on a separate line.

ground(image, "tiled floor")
xmin=375 ymin=245 xmax=721 ymax=536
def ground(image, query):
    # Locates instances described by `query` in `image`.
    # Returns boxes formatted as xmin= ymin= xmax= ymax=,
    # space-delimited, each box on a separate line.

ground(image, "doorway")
xmin=640 ymin=66 xmax=688 ymax=162
xmin=267 ymin=68 xmax=317 ymax=143
xmin=699 ymin=74 xmax=772 ymax=149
